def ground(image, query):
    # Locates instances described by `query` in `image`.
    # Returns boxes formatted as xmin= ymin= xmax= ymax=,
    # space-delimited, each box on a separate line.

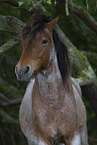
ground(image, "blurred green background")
xmin=0 ymin=0 xmax=97 ymax=144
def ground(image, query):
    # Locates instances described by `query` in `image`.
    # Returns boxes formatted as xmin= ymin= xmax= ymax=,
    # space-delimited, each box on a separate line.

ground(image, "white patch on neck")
xmin=71 ymin=134 xmax=81 ymax=145
xmin=19 ymin=78 xmax=35 ymax=143
xmin=24 ymin=78 xmax=35 ymax=101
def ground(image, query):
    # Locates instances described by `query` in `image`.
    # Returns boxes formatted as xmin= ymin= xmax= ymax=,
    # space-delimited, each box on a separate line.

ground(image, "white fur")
xmin=38 ymin=140 xmax=47 ymax=145
xmin=44 ymin=28 xmax=50 ymax=36
xmin=47 ymin=126 xmax=57 ymax=138
xmin=71 ymin=134 xmax=81 ymax=145
xmin=19 ymin=78 xmax=36 ymax=144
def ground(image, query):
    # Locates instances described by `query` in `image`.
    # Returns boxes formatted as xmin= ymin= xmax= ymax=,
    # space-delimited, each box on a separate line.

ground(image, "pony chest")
xmin=34 ymin=96 xmax=77 ymax=137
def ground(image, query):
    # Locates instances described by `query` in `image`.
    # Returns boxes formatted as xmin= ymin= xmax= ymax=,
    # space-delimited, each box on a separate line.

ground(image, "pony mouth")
xmin=16 ymin=70 xmax=35 ymax=82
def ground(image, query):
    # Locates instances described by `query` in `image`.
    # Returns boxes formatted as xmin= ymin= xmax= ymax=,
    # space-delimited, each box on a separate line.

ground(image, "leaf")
xmin=18 ymin=1 xmax=24 ymax=6
xmin=47 ymin=0 xmax=52 ymax=5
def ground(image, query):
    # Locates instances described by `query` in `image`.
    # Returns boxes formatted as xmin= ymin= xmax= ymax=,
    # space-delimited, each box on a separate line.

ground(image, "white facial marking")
xmin=71 ymin=134 xmax=81 ymax=145
xmin=44 ymin=28 xmax=50 ymax=36
xmin=36 ymin=32 xmax=40 ymax=39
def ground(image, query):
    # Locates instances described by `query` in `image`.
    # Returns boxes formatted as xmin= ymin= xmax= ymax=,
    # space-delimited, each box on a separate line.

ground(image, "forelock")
xmin=21 ymin=14 xmax=52 ymax=39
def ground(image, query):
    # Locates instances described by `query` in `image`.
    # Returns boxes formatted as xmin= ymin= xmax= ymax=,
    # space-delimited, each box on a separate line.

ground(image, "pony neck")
xmin=36 ymin=46 xmax=64 ymax=101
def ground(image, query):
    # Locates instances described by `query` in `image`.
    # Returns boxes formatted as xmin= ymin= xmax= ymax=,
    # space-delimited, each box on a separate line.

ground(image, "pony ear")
xmin=46 ymin=16 xmax=59 ymax=30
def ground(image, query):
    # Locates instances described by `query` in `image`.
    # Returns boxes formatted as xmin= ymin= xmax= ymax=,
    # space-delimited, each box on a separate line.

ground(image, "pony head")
xmin=15 ymin=14 xmax=58 ymax=81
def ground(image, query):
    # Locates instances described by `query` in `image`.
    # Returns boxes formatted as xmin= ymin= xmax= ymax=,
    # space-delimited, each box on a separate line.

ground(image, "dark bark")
xmin=81 ymin=82 xmax=97 ymax=117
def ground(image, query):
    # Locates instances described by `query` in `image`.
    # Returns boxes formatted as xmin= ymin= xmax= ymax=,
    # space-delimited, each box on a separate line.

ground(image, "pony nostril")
xmin=23 ymin=65 xmax=31 ymax=75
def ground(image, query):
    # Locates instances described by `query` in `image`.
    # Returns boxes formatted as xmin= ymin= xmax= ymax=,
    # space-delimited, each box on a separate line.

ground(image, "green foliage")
xmin=18 ymin=0 xmax=32 ymax=6
xmin=0 ymin=3 xmax=30 ymax=22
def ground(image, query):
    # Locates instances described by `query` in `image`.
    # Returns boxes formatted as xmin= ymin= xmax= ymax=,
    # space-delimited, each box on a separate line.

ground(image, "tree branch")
xmin=0 ymin=92 xmax=21 ymax=107
xmin=69 ymin=1 xmax=97 ymax=34
xmin=54 ymin=24 xmax=96 ymax=84
xmin=0 ymin=93 xmax=9 ymax=103
xmin=0 ymin=15 xmax=25 ymax=34
xmin=3 ymin=99 xmax=21 ymax=107
xmin=0 ymin=15 xmax=25 ymax=53
xmin=65 ymin=0 xmax=69 ymax=16
xmin=0 ymin=38 xmax=19 ymax=54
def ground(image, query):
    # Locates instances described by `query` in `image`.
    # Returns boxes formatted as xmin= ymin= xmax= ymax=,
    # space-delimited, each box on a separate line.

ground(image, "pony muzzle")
xmin=15 ymin=65 xmax=33 ymax=81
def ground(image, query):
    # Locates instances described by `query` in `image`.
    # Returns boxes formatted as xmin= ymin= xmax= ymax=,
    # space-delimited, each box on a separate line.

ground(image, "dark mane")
xmin=53 ymin=30 xmax=71 ymax=85
xmin=22 ymin=14 xmax=71 ymax=85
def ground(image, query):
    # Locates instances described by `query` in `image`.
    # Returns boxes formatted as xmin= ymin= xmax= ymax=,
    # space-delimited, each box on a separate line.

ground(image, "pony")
xmin=15 ymin=14 xmax=88 ymax=145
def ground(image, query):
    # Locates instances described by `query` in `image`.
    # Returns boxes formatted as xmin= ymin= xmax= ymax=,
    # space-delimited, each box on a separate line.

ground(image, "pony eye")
xmin=42 ymin=39 xmax=48 ymax=45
